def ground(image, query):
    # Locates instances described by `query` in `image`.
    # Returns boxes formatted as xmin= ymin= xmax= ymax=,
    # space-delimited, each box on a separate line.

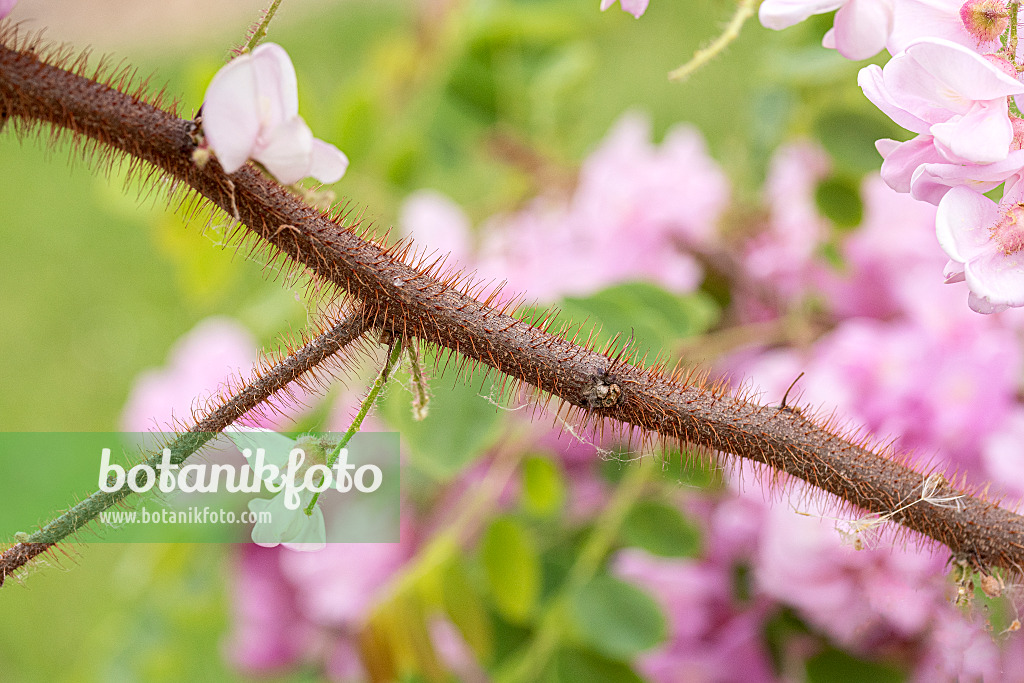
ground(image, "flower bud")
xmin=960 ymin=0 xmax=1010 ymax=43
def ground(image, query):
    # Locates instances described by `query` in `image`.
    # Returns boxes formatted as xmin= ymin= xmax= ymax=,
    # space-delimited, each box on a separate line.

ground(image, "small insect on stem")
xmin=584 ymin=372 xmax=622 ymax=409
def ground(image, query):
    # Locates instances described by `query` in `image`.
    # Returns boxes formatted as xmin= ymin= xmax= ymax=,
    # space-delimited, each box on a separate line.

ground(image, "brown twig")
xmin=1 ymin=32 xmax=1022 ymax=577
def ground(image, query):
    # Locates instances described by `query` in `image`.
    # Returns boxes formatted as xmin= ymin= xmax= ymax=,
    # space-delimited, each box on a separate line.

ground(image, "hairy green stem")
xmin=499 ymin=458 xmax=654 ymax=682
xmin=306 ymin=338 xmax=404 ymax=514
xmin=242 ymin=0 xmax=284 ymax=54
xmin=0 ymin=307 xmax=371 ymax=585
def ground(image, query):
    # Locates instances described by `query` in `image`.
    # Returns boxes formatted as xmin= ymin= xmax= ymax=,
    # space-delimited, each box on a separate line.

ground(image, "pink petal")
xmin=965 ymin=249 xmax=1024 ymax=307
xmin=831 ymin=0 xmax=892 ymax=60
xmin=935 ymin=186 xmax=998 ymax=263
xmin=619 ymin=0 xmax=651 ymax=16
xmin=308 ymin=139 xmax=349 ymax=184
xmin=910 ymin=151 xmax=1024 ymax=204
xmin=888 ymin=0 xmax=990 ymax=54
xmin=858 ymin=64 xmax=930 ymax=134
xmin=255 ymin=118 xmax=315 ymax=185
xmin=931 ymin=101 xmax=1012 ymax=163
xmin=943 ymin=260 xmax=966 ymax=283
xmin=967 ymin=291 xmax=1007 ymax=312
xmin=877 ymin=135 xmax=940 ymax=194
xmin=0 ymin=0 xmax=16 ymax=20
xmin=906 ymin=38 xmax=1024 ymax=101
xmin=250 ymin=43 xmax=300 ymax=127
xmin=202 ymin=55 xmax=262 ymax=174
xmin=759 ymin=0 xmax=844 ymax=29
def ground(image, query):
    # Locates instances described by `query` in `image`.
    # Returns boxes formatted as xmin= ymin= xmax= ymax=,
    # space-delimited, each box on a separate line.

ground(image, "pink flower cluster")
xmin=761 ymin=0 xmax=1024 ymax=313
xmin=400 ymin=113 xmax=729 ymax=303
xmin=714 ymin=139 xmax=1024 ymax=679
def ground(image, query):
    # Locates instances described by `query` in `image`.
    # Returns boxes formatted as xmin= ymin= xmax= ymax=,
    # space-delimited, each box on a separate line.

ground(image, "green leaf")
xmin=814 ymin=176 xmax=863 ymax=230
xmin=805 ymin=648 xmax=905 ymax=683
xmin=551 ymin=648 xmax=645 ymax=683
xmin=481 ymin=517 xmax=541 ymax=623
xmin=813 ymin=109 xmax=895 ymax=175
xmin=528 ymin=283 xmax=720 ymax=361
xmin=568 ymin=576 xmax=667 ymax=660
xmin=441 ymin=558 xmax=494 ymax=663
xmin=522 ymin=456 xmax=566 ymax=517
xmin=379 ymin=356 xmax=504 ymax=480
xmin=621 ymin=500 xmax=702 ymax=558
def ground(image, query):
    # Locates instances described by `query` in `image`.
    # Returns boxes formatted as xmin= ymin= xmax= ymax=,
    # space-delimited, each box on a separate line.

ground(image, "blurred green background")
xmin=0 ymin=0 xmax=898 ymax=679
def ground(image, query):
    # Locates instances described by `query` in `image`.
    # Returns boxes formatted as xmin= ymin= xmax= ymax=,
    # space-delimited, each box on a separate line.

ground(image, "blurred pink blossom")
xmin=742 ymin=141 xmax=831 ymax=305
xmin=224 ymin=544 xmax=312 ymax=673
xmin=120 ymin=317 xmax=259 ymax=431
xmin=202 ymin=43 xmax=348 ymax=185
xmin=599 ymin=0 xmax=650 ymax=18
xmin=982 ymin=407 xmax=1024 ymax=500
xmin=225 ymin=517 xmax=416 ymax=677
xmin=478 ymin=113 xmax=728 ymax=301
xmin=614 ymin=496 xmax=776 ymax=683
xmin=0 ymin=1 xmax=16 ymax=20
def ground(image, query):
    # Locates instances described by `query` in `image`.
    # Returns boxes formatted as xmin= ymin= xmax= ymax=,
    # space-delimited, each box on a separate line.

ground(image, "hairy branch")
xmin=1 ymin=34 xmax=1022 ymax=576
xmin=0 ymin=305 xmax=372 ymax=585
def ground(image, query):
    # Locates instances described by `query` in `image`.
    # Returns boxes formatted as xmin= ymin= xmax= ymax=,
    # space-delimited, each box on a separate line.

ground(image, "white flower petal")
xmin=308 ymin=139 xmax=349 ymax=184
xmin=202 ymin=55 xmax=262 ymax=173
xmin=223 ymin=427 xmax=297 ymax=469
xmin=935 ymin=185 xmax=998 ymax=262
xmin=255 ymin=118 xmax=315 ymax=185
xmin=248 ymin=493 xmax=327 ymax=551
xmin=250 ymin=43 xmax=300 ymax=125
xmin=906 ymin=38 xmax=1024 ymax=101
xmin=759 ymin=0 xmax=844 ymax=30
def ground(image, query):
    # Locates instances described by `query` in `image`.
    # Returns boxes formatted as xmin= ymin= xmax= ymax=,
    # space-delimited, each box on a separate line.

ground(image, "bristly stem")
xmin=407 ymin=339 xmax=431 ymax=420
xmin=242 ymin=0 xmax=284 ymax=54
xmin=2 ymin=36 xmax=1024 ymax=577
xmin=306 ymin=337 xmax=404 ymax=514
xmin=0 ymin=306 xmax=372 ymax=586
xmin=668 ymin=0 xmax=757 ymax=82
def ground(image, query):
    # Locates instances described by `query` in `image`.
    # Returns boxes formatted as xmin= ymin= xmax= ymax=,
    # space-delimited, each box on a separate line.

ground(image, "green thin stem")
xmin=0 ymin=308 xmax=371 ymax=585
xmin=305 ymin=338 xmax=404 ymax=515
xmin=499 ymin=457 xmax=656 ymax=682
xmin=407 ymin=340 xmax=431 ymax=421
xmin=242 ymin=0 xmax=284 ymax=54
xmin=668 ymin=0 xmax=756 ymax=82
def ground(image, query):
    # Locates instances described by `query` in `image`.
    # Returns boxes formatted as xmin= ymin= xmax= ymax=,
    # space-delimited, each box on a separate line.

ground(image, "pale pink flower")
xmin=760 ymin=0 xmax=893 ymax=59
xmin=0 ymin=0 xmax=16 ymax=20
xmin=860 ymin=38 xmax=1024 ymax=165
xmin=599 ymin=0 xmax=650 ymax=18
xmin=936 ymin=182 xmax=1024 ymax=311
xmin=223 ymin=545 xmax=311 ymax=673
xmin=475 ymin=113 xmax=728 ymax=302
xmin=399 ymin=190 xmax=474 ymax=268
xmin=202 ymin=43 xmax=348 ymax=185
xmin=888 ymin=0 xmax=1002 ymax=54
xmin=742 ymin=141 xmax=832 ymax=302
xmin=983 ymin=407 xmax=1024 ymax=500
xmin=877 ymin=134 xmax=1024 ymax=204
